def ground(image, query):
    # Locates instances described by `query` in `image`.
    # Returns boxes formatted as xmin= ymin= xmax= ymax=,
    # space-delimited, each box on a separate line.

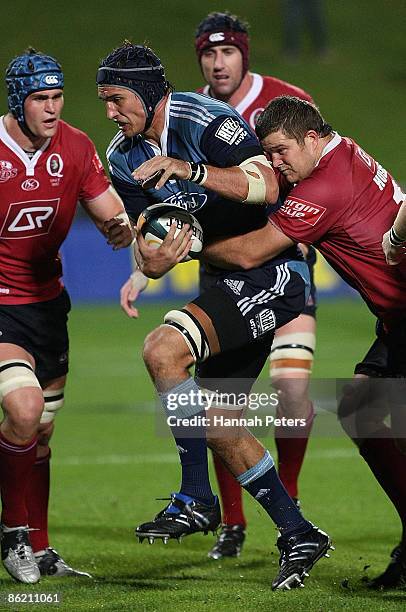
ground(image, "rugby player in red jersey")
xmin=194 ymin=11 xmax=317 ymax=559
xmin=337 ymin=200 xmax=406 ymax=589
xmin=202 ymin=95 xmax=406 ymax=586
xmin=0 ymin=48 xmax=133 ymax=583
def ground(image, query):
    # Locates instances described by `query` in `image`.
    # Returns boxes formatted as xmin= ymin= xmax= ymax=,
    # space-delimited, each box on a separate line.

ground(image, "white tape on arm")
xmin=130 ymin=269 xmax=149 ymax=293
xmin=239 ymin=155 xmax=272 ymax=204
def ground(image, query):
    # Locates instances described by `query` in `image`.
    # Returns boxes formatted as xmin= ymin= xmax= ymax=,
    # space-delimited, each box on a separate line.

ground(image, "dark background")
xmin=1 ymin=0 xmax=405 ymax=178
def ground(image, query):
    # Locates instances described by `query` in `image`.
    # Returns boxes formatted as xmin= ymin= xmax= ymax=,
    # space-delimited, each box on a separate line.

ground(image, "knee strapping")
xmin=163 ymin=309 xmax=210 ymax=362
xmin=270 ymin=332 xmax=315 ymax=376
xmin=40 ymin=388 xmax=65 ymax=424
xmin=0 ymin=359 xmax=41 ymax=403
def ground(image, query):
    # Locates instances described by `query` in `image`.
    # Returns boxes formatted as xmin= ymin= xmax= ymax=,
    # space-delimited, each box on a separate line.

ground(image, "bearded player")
xmin=0 ymin=48 xmax=133 ymax=583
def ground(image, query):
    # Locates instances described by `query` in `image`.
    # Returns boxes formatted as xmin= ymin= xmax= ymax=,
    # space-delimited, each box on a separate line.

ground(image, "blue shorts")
xmin=200 ymin=245 xmax=317 ymax=319
xmin=194 ymin=252 xmax=310 ymax=391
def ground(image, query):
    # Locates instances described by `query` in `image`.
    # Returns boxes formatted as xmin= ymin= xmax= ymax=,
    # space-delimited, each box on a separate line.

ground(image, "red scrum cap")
xmin=195 ymin=12 xmax=250 ymax=76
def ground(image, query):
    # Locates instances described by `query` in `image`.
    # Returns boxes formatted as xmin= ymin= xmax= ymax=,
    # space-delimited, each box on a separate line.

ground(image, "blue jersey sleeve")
xmin=110 ymin=175 xmax=151 ymax=222
xmin=106 ymin=133 xmax=155 ymax=220
xmin=200 ymin=115 xmax=263 ymax=167
xmin=107 ymin=142 xmax=134 ymax=183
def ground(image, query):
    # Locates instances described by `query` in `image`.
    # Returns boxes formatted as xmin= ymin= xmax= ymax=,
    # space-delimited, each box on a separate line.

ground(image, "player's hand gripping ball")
xmin=136 ymin=203 xmax=203 ymax=260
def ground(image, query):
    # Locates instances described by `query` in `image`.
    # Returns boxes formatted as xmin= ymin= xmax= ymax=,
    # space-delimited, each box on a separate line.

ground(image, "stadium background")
xmin=0 ymin=1 xmax=405 ymax=610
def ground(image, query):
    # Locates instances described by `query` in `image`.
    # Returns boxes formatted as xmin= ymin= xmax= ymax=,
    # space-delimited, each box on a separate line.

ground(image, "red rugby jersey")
xmin=198 ymin=73 xmax=313 ymax=129
xmin=271 ymin=134 xmax=406 ymax=323
xmin=0 ymin=118 xmax=110 ymax=304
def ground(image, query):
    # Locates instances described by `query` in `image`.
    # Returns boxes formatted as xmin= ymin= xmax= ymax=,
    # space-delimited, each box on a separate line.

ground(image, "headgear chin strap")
xmin=97 ymin=44 xmax=168 ymax=132
xmin=6 ymin=50 xmax=64 ymax=128
xmin=195 ymin=30 xmax=250 ymax=76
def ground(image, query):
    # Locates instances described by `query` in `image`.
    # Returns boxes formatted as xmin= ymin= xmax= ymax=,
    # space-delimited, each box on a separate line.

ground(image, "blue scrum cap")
xmin=97 ymin=43 xmax=168 ymax=131
xmin=6 ymin=48 xmax=64 ymax=126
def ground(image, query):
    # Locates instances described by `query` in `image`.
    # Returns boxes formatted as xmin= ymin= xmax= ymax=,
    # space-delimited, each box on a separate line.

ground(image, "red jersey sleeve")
xmin=271 ymin=163 xmax=350 ymax=244
xmin=78 ymin=135 xmax=110 ymax=202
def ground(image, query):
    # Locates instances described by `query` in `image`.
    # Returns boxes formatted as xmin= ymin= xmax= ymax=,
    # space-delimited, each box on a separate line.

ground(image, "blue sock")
xmin=237 ymin=451 xmax=312 ymax=538
xmin=160 ymin=378 xmax=214 ymax=508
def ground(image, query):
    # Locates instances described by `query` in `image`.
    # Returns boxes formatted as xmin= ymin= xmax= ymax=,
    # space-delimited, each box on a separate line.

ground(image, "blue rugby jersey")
xmin=106 ymin=92 xmax=272 ymax=242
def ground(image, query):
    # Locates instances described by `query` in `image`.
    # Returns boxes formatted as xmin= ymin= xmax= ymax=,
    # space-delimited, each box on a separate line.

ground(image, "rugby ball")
xmin=136 ymin=204 xmax=203 ymax=258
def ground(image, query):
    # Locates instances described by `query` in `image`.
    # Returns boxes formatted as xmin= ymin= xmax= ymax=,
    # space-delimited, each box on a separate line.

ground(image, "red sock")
xmin=213 ymin=452 xmax=246 ymax=527
xmin=0 ymin=431 xmax=37 ymax=527
xmin=26 ymin=449 xmax=51 ymax=552
xmin=275 ymin=402 xmax=314 ymax=499
xmin=359 ymin=427 xmax=406 ymax=542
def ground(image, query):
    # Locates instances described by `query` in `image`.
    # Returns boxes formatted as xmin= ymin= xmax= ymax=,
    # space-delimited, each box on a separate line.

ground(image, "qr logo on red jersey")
xmin=0 ymin=199 xmax=60 ymax=239
xmin=280 ymin=197 xmax=326 ymax=226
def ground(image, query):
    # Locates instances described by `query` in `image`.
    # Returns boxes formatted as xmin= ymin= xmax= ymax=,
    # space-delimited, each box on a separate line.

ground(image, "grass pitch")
xmin=0 ymin=299 xmax=405 ymax=611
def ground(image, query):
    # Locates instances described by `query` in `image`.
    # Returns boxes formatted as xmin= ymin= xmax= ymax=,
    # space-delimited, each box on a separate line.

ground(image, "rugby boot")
xmin=1 ymin=525 xmax=40 ymax=584
xmin=368 ymin=543 xmax=406 ymax=589
xmin=136 ymin=493 xmax=221 ymax=543
xmin=208 ymin=524 xmax=246 ymax=559
xmin=272 ymin=525 xmax=333 ymax=590
xmin=36 ymin=547 xmax=92 ymax=578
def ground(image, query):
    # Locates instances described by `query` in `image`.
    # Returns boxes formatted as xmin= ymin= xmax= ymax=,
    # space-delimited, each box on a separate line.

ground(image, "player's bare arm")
xmin=382 ymin=198 xmax=406 ymax=265
xmin=133 ymin=154 xmax=278 ymax=204
xmin=202 ymin=221 xmax=294 ymax=269
xmin=81 ymin=186 xmax=134 ymax=249
xmin=135 ymin=222 xmax=193 ymax=279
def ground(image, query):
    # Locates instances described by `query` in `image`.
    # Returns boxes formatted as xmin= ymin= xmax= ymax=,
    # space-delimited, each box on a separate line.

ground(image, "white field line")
xmin=53 ymin=447 xmax=357 ymax=467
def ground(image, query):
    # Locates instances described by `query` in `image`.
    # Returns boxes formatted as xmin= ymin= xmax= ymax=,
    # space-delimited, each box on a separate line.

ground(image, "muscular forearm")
xmin=202 ymin=235 xmax=254 ymax=270
xmin=133 ymin=155 xmax=278 ymax=205
xmin=201 ymin=222 xmax=294 ymax=270
xmin=82 ymin=186 xmax=125 ymax=226
xmin=201 ymin=162 xmax=278 ymax=204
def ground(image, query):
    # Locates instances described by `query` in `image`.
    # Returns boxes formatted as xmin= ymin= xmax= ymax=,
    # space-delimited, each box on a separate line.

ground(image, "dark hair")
xmin=256 ymin=96 xmax=332 ymax=144
xmin=195 ymin=11 xmax=249 ymax=38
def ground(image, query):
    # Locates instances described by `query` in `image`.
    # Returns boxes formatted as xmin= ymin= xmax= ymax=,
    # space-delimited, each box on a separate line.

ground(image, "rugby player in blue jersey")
xmin=97 ymin=42 xmax=332 ymax=590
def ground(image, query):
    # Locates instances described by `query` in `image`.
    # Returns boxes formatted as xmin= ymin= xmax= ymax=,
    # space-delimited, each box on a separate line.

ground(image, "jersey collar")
xmin=316 ymin=132 xmax=342 ymax=166
xmin=202 ymin=73 xmax=263 ymax=118
xmin=0 ymin=115 xmax=51 ymax=176
xmin=234 ymin=73 xmax=263 ymax=117
xmin=160 ymin=92 xmax=171 ymax=156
